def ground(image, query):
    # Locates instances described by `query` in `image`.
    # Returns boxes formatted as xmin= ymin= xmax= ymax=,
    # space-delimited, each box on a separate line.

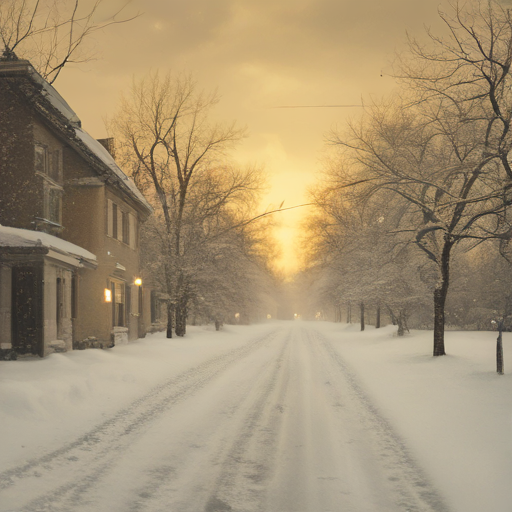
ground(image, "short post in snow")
xmin=492 ymin=318 xmax=504 ymax=375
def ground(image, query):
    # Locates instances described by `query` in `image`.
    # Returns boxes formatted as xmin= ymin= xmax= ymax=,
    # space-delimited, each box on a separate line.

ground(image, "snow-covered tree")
xmin=301 ymin=176 xmax=432 ymax=335
xmin=329 ymin=1 xmax=512 ymax=355
xmin=111 ymin=71 xmax=274 ymax=336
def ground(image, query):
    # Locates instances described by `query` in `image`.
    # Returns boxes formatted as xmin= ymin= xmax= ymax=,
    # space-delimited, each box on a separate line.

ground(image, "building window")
xmin=71 ymin=274 xmax=78 ymax=319
xmin=150 ymin=290 xmax=158 ymax=323
xmin=35 ymin=144 xmax=62 ymax=183
xmin=49 ymin=149 xmax=62 ymax=182
xmin=130 ymin=213 xmax=137 ymax=249
xmin=126 ymin=284 xmax=131 ymax=319
xmin=122 ymin=211 xmax=130 ymax=245
xmin=36 ymin=143 xmax=63 ymax=230
xmin=107 ymin=200 xmax=113 ymax=237
xmin=48 ymin=188 xmax=62 ymax=224
xmin=112 ymin=202 xmax=118 ymax=239
xmin=107 ymin=199 xmax=137 ymax=248
xmin=35 ymin=144 xmax=47 ymax=174
xmin=42 ymin=183 xmax=62 ymax=225
xmin=150 ymin=290 xmax=164 ymax=324
xmin=110 ymin=279 xmax=125 ymax=327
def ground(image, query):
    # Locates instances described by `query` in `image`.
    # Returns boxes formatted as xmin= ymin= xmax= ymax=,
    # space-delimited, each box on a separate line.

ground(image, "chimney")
xmin=97 ymin=138 xmax=116 ymax=159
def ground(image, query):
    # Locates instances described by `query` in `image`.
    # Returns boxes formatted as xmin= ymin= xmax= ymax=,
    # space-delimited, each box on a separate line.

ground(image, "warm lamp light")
xmin=104 ymin=288 xmax=112 ymax=302
xmin=134 ymin=278 xmax=142 ymax=286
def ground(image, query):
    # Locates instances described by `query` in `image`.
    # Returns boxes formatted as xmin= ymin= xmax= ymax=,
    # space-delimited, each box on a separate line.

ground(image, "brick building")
xmin=0 ymin=55 xmax=153 ymax=357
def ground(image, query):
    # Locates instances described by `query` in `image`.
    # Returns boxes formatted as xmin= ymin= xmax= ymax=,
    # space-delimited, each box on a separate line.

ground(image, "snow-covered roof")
xmin=0 ymin=59 xmax=80 ymax=125
xmin=0 ymin=59 xmax=152 ymax=216
xmin=74 ymin=127 xmax=151 ymax=209
xmin=29 ymin=67 xmax=81 ymax=126
xmin=0 ymin=225 xmax=97 ymax=268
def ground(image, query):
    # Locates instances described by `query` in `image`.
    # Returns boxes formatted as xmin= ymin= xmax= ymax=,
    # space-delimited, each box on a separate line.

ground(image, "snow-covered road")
xmin=0 ymin=324 xmax=449 ymax=512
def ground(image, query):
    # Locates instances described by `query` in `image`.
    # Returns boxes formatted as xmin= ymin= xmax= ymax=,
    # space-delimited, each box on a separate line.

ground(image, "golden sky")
xmin=55 ymin=0 xmax=447 ymax=275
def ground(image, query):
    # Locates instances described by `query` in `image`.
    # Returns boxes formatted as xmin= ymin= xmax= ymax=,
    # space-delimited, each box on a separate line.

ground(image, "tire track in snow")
xmin=0 ymin=327 xmax=283 ymax=512
xmin=127 ymin=327 xmax=293 ymax=512
xmin=308 ymin=327 xmax=451 ymax=512
xmin=129 ymin=324 xmax=450 ymax=512
xmin=202 ymin=327 xmax=292 ymax=512
xmin=125 ymin=324 xmax=451 ymax=512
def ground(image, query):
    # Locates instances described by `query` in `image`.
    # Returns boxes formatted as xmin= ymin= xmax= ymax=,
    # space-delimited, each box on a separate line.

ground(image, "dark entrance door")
xmin=12 ymin=265 xmax=44 ymax=357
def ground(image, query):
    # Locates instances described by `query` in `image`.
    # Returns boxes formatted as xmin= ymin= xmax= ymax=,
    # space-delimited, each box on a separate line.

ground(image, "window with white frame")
xmin=36 ymin=144 xmax=63 ymax=227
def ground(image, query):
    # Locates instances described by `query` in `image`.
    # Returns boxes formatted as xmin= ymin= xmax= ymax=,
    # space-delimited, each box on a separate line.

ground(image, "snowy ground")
xmin=0 ymin=321 xmax=510 ymax=512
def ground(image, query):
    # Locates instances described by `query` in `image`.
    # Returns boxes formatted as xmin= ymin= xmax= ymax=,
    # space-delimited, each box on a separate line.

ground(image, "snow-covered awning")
xmin=0 ymin=226 xmax=97 ymax=269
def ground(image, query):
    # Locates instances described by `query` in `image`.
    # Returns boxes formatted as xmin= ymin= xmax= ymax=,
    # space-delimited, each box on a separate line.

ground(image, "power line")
xmin=270 ymin=104 xmax=362 ymax=109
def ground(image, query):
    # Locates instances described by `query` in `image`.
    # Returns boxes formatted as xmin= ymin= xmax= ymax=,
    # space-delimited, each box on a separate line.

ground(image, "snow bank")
xmin=314 ymin=322 xmax=512 ymax=512
xmin=0 ymin=321 xmax=510 ymax=512
xmin=0 ymin=324 xmax=272 ymax=469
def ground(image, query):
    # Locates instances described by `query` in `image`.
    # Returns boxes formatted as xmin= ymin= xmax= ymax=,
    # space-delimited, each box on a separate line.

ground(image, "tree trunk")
xmin=497 ymin=321 xmax=504 ymax=375
xmin=433 ymin=238 xmax=452 ymax=356
xmin=397 ymin=310 xmax=405 ymax=336
xmin=175 ymin=300 xmax=187 ymax=336
xmin=396 ymin=309 xmax=409 ymax=336
xmin=347 ymin=302 xmax=351 ymax=324
xmin=164 ymin=263 xmax=174 ymax=339
xmin=174 ymin=272 xmax=187 ymax=337
xmin=387 ymin=306 xmax=397 ymax=326
xmin=360 ymin=302 xmax=365 ymax=331
xmin=166 ymin=301 xmax=173 ymax=339
xmin=376 ymin=305 xmax=381 ymax=329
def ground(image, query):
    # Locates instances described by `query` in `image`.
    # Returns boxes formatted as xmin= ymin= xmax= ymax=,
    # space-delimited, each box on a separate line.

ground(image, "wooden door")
xmin=12 ymin=265 xmax=44 ymax=357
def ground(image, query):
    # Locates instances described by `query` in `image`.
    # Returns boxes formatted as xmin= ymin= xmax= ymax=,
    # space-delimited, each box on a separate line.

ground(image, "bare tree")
xmin=330 ymin=0 xmax=512 ymax=356
xmin=112 ymin=71 xmax=267 ymax=337
xmin=188 ymin=213 xmax=280 ymax=327
xmin=303 ymin=177 xmax=432 ymax=334
xmin=0 ymin=0 xmax=138 ymax=83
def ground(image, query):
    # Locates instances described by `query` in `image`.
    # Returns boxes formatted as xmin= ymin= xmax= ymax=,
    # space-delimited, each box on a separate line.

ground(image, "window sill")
xmin=34 ymin=218 xmax=63 ymax=235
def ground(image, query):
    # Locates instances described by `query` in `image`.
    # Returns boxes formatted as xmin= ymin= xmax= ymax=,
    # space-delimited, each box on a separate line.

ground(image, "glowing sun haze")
xmin=55 ymin=0 xmax=447 ymax=275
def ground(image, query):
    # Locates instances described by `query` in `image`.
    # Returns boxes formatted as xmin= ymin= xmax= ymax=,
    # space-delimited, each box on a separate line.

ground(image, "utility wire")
xmin=270 ymin=104 xmax=362 ymax=109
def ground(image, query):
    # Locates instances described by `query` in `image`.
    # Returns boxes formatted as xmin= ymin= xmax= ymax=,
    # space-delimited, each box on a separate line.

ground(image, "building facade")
xmin=0 ymin=55 xmax=153 ymax=357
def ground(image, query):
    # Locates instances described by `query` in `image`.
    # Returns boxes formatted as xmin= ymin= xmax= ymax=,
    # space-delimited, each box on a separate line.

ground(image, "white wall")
xmin=43 ymin=262 xmax=73 ymax=353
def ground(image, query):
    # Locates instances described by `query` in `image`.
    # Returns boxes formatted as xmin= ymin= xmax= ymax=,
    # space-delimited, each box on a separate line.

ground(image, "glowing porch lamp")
xmin=134 ymin=278 xmax=142 ymax=286
xmin=104 ymin=288 xmax=112 ymax=303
